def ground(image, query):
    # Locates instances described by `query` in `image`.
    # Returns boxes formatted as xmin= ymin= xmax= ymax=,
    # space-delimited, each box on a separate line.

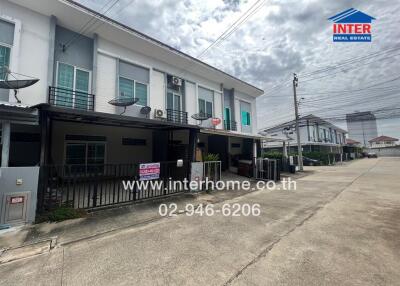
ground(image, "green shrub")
xmin=262 ymin=151 xmax=283 ymax=159
xmin=36 ymin=205 xmax=86 ymax=223
xmin=302 ymin=151 xmax=335 ymax=165
xmin=203 ymin=153 xmax=219 ymax=162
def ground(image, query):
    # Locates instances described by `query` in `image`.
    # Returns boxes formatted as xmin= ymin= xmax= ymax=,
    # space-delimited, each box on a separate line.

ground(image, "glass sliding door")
xmin=75 ymin=69 xmax=90 ymax=110
xmin=167 ymin=91 xmax=182 ymax=122
xmin=57 ymin=62 xmax=91 ymax=109
xmin=57 ymin=63 xmax=74 ymax=107
xmin=0 ymin=45 xmax=10 ymax=80
xmin=0 ymin=45 xmax=11 ymax=101
xmin=224 ymin=107 xmax=231 ymax=130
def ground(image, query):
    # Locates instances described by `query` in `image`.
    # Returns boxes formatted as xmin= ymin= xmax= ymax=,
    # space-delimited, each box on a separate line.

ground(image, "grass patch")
xmin=36 ymin=205 xmax=86 ymax=223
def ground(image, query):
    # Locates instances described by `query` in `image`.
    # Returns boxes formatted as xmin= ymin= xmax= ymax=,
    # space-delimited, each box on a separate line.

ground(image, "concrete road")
xmin=1 ymin=158 xmax=399 ymax=285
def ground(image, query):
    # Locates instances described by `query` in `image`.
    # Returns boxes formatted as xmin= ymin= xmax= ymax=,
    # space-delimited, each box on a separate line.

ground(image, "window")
xmin=198 ymin=98 xmax=213 ymax=117
xmin=224 ymin=107 xmax=231 ymax=129
xmin=198 ymin=86 xmax=214 ymax=117
xmin=118 ymin=61 xmax=149 ymax=106
xmin=241 ymin=111 xmax=251 ymax=126
xmin=66 ymin=142 xmax=105 ymax=173
xmin=56 ymin=62 xmax=91 ymax=109
xmin=0 ymin=45 xmax=11 ymax=80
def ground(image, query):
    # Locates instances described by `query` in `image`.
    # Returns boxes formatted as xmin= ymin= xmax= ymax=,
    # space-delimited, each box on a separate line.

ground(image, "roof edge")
xmin=62 ymin=0 xmax=264 ymax=95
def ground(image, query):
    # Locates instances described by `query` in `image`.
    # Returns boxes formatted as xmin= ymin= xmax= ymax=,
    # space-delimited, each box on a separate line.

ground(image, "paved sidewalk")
xmin=0 ymin=175 xmax=272 ymax=249
xmin=2 ymin=158 xmax=399 ymax=285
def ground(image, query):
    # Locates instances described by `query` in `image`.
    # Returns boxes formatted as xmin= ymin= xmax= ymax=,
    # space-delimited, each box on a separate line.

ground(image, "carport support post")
xmin=188 ymin=129 xmax=198 ymax=162
xmin=1 ymin=121 xmax=11 ymax=167
xmin=253 ymin=139 xmax=257 ymax=178
xmin=39 ymin=111 xmax=50 ymax=166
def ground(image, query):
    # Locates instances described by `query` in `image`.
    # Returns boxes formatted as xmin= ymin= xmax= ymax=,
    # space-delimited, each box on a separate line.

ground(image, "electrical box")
xmin=1 ymin=192 xmax=30 ymax=224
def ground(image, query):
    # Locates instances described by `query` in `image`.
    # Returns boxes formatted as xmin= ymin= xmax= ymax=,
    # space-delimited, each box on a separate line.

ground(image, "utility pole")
xmin=293 ymin=73 xmax=303 ymax=171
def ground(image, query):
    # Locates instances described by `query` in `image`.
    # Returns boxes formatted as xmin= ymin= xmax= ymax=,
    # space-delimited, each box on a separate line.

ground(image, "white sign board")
xmin=139 ymin=162 xmax=160 ymax=181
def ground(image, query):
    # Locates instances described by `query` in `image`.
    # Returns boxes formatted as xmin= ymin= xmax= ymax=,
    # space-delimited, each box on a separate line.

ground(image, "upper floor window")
xmin=0 ymin=45 xmax=10 ymax=80
xmin=240 ymin=101 xmax=251 ymax=127
xmin=198 ymin=86 xmax=213 ymax=117
xmin=0 ymin=19 xmax=14 ymax=97
xmin=166 ymin=75 xmax=184 ymax=112
xmin=56 ymin=62 xmax=91 ymax=109
xmin=118 ymin=61 xmax=149 ymax=106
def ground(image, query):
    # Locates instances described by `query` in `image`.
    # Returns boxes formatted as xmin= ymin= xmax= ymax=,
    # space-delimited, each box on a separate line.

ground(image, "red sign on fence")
xmin=139 ymin=163 xmax=160 ymax=181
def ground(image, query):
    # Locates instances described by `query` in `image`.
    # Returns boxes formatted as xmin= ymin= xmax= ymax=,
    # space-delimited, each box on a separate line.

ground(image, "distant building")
xmin=346 ymin=138 xmax=362 ymax=147
xmin=369 ymin=136 xmax=398 ymax=148
xmin=346 ymin=112 xmax=378 ymax=147
xmin=260 ymin=114 xmax=347 ymax=154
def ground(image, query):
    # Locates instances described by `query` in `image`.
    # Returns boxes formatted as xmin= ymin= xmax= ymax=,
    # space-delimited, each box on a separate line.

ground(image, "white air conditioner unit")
xmin=172 ymin=76 xmax=182 ymax=86
xmin=154 ymin=109 xmax=165 ymax=118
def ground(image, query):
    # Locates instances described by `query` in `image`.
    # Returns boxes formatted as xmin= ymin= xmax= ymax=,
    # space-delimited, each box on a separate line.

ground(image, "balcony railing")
xmin=166 ymin=109 xmax=188 ymax=124
xmin=224 ymin=120 xmax=237 ymax=131
xmin=49 ymin=86 xmax=95 ymax=111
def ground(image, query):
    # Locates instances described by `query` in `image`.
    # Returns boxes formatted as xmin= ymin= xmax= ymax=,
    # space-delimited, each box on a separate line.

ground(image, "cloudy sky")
xmin=78 ymin=0 xmax=400 ymax=139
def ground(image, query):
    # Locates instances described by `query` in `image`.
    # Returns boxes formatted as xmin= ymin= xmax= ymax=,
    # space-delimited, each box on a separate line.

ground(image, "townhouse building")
xmin=0 ymin=0 xmax=264 ymax=168
xmin=0 ymin=0 xmax=265 ymax=217
xmin=261 ymin=114 xmax=347 ymax=154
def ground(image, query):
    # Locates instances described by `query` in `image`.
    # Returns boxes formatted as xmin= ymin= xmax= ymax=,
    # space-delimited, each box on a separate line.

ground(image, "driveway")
xmin=1 ymin=158 xmax=399 ymax=285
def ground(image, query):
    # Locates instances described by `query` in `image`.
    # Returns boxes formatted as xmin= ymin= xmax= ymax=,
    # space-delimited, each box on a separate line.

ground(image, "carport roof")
xmin=200 ymin=128 xmax=269 ymax=140
xmin=0 ymin=102 xmax=38 ymax=125
xmin=35 ymin=104 xmax=200 ymax=130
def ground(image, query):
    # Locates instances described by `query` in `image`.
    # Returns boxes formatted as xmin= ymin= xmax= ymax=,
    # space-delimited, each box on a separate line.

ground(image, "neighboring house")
xmin=369 ymin=136 xmax=398 ymax=148
xmin=261 ymin=114 xmax=347 ymax=154
xmin=346 ymin=138 xmax=362 ymax=147
xmin=344 ymin=138 xmax=362 ymax=159
xmin=346 ymin=111 xmax=378 ymax=147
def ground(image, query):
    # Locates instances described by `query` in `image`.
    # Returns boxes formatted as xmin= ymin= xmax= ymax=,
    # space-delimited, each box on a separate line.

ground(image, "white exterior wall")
xmin=185 ymin=81 xmax=197 ymax=125
xmin=1 ymin=2 xmax=261 ymax=137
xmin=51 ymin=121 xmax=153 ymax=165
xmin=96 ymin=52 xmax=117 ymax=113
xmin=234 ymin=91 xmax=257 ymax=134
xmin=264 ymin=123 xmax=346 ymax=148
xmin=1 ymin=0 xmax=51 ymax=105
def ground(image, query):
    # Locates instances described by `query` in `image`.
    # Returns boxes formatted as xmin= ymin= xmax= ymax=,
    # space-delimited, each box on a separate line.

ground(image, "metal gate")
xmin=37 ymin=161 xmax=189 ymax=211
xmin=254 ymin=158 xmax=281 ymax=181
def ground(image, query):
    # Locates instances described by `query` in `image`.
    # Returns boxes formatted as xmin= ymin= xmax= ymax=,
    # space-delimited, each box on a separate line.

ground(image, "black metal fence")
xmin=37 ymin=161 xmax=189 ymax=211
xmin=48 ymin=86 xmax=95 ymax=111
xmin=224 ymin=120 xmax=237 ymax=131
xmin=166 ymin=109 xmax=188 ymax=124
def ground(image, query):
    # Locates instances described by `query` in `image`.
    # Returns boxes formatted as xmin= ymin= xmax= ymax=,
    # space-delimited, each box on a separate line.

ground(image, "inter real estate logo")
xmin=328 ymin=8 xmax=376 ymax=42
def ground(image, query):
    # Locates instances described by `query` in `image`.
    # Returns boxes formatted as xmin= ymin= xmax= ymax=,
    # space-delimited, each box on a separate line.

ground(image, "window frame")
xmin=64 ymin=140 xmax=107 ymax=173
xmin=118 ymin=75 xmax=149 ymax=107
xmin=198 ymin=98 xmax=213 ymax=117
xmin=241 ymin=110 xmax=251 ymax=126
xmin=56 ymin=61 xmax=92 ymax=109
xmin=166 ymin=90 xmax=182 ymax=111
xmin=0 ymin=43 xmax=11 ymax=80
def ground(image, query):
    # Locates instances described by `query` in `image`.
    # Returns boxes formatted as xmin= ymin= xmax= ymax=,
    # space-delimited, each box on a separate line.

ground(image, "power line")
xmin=197 ymin=0 xmax=266 ymax=59
xmin=64 ymin=0 xmax=123 ymax=49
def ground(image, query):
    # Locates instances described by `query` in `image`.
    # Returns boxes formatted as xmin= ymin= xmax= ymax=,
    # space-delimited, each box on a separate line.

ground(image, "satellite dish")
xmin=108 ymin=97 xmax=139 ymax=115
xmin=140 ymin=106 xmax=151 ymax=118
xmin=191 ymin=112 xmax=211 ymax=125
xmin=0 ymin=68 xmax=40 ymax=103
